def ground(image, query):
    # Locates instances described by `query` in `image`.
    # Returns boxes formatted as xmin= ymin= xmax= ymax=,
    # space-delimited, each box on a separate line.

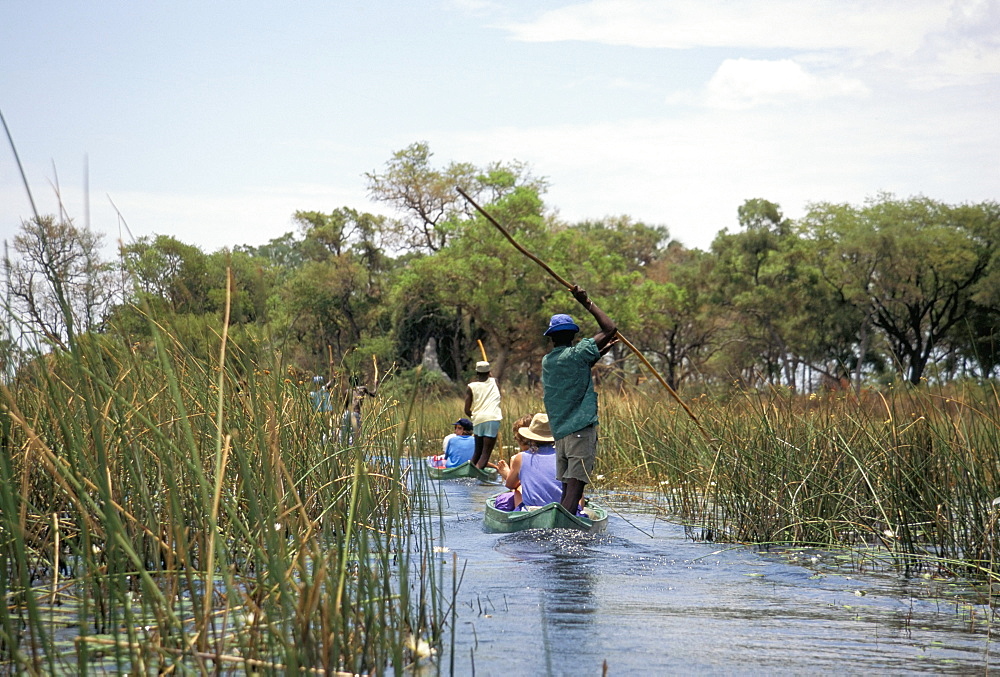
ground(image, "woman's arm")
xmin=505 ymin=453 xmax=523 ymax=490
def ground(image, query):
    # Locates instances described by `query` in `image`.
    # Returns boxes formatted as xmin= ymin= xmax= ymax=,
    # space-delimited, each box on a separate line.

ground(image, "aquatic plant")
xmin=0 ymin=290 xmax=446 ymax=673
xmin=409 ymin=377 xmax=999 ymax=585
xmin=597 ymin=383 xmax=1000 ymax=584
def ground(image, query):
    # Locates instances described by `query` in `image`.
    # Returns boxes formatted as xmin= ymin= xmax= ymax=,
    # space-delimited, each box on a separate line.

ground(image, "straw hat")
xmin=518 ymin=413 xmax=554 ymax=442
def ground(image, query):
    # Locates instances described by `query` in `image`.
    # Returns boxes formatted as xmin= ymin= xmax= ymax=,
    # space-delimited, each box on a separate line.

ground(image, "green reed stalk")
xmin=1 ymin=312 xmax=449 ymax=672
xmin=598 ymin=382 xmax=998 ymax=583
xmin=201 ymin=268 xmax=233 ymax=654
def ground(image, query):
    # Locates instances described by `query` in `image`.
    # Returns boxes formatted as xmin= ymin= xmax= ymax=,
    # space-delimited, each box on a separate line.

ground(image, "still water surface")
xmin=422 ymin=477 xmax=998 ymax=675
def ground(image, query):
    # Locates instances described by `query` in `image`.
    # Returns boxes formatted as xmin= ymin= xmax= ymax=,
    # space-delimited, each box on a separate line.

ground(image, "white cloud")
xmin=447 ymin=0 xmax=501 ymax=13
xmin=913 ymin=0 xmax=1000 ymax=86
xmin=933 ymin=43 xmax=1000 ymax=79
xmin=427 ymin=94 xmax=997 ymax=250
xmin=502 ymin=0 xmax=1000 ymax=88
xmin=503 ymin=0 xmax=951 ymax=55
xmin=689 ymin=58 xmax=870 ymax=109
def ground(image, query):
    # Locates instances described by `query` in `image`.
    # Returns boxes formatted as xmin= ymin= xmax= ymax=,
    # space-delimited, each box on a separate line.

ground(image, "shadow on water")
xmin=418 ymin=473 xmax=999 ymax=676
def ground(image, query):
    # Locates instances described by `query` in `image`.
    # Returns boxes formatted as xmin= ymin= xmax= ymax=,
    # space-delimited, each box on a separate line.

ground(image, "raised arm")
xmin=570 ymin=285 xmax=617 ymax=351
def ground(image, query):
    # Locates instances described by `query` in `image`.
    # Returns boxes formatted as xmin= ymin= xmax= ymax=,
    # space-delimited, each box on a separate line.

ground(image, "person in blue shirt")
xmin=541 ymin=285 xmax=618 ymax=513
xmin=309 ymin=375 xmax=332 ymax=412
xmin=309 ymin=375 xmax=335 ymax=443
xmin=430 ymin=418 xmax=476 ymax=468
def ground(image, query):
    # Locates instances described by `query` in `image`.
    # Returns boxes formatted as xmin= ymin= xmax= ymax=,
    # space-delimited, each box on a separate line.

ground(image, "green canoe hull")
xmin=426 ymin=460 xmax=498 ymax=482
xmin=483 ymin=493 xmax=609 ymax=533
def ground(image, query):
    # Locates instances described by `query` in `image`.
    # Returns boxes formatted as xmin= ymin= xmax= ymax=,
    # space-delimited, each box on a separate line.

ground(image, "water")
xmin=421 ymin=477 xmax=999 ymax=675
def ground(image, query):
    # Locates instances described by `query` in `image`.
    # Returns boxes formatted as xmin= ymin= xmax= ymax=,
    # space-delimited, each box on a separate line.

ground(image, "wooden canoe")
xmin=483 ymin=493 xmax=609 ymax=533
xmin=425 ymin=460 xmax=499 ymax=482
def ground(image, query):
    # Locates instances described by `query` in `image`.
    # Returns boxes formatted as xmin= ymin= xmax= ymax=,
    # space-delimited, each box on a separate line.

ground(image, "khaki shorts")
xmin=555 ymin=424 xmax=597 ymax=483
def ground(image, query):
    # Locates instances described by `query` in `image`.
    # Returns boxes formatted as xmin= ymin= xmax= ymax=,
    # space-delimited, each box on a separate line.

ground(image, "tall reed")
xmin=0 ymin=313 xmax=446 ymax=672
xmin=596 ymin=383 xmax=1000 ymax=582
xmin=406 ymin=377 xmax=999 ymax=584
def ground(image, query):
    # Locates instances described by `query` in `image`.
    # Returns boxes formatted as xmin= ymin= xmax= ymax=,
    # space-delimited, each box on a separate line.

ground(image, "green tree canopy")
xmin=366 ymin=141 xmax=547 ymax=253
xmin=803 ymin=195 xmax=998 ymax=385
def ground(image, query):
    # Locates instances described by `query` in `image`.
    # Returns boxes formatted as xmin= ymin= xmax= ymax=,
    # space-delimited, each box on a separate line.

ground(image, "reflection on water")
xmin=420 ymin=477 xmax=999 ymax=676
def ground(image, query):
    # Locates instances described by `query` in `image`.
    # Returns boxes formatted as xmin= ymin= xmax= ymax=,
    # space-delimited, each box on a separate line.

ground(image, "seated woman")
xmin=493 ymin=413 xmax=562 ymax=511
xmin=494 ymin=414 xmax=533 ymax=510
xmin=429 ymin=418 xmax=475 ymax=468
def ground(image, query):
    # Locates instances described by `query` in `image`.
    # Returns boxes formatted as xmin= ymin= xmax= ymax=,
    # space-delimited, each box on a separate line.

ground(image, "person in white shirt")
xmin=464 ymin=361 xmax=502 ymax=469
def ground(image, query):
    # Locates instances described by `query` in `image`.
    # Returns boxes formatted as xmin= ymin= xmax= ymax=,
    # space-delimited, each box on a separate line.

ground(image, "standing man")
xmin=465 ymin=360 xmax=502 ymax=469
xmin=541 ymin=285 xmax=617 ymax=513
xmin=342 ymin=374 xmax=377 ymax=446
xmin=309 ymin=375 xmax=332 ymax=413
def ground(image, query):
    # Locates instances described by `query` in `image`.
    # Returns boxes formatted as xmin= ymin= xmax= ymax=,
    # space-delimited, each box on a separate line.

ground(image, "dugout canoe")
xmin=483 ymin=493 xmax=609 ymax=533
xmin=425 ymin=460 xmax=499 ymax=482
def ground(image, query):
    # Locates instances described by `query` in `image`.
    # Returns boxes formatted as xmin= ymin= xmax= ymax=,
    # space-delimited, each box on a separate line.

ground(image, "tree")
xmin=366 ymin=142 xmax=547 ymax=253
xmin=265 ymin=207 xmax=394 ymax=372
xmin=295 ymin=209 xmax=364 ymax=259
xmin=203 ymin=248 xmax=275 ymax=326
xmin=628 ymin=246 xmax=719 ymax=390
xmin=738 ymin=198 xmax=789 ymax=235
xmin=708 ymin=200 xmax=804 ymax=387
xmin=235 ymin=231 xmax=306 ymax=277
xmin=805 ymin=195 xmax=997 ymax=385
xmin=279 ymin=258 xmax=364 ymax=358
xmin=949 ymin=200 xmax=1000 ymax=379
xmin=948 ymin=305 xmax=1000 ymax=380
xmin=121 ymin=234 xmax=209 ymax=314
xmin=388 ymin=185 xmax=555 ymax=381
xmin=4 ymin=215 xmax=116 ymax=349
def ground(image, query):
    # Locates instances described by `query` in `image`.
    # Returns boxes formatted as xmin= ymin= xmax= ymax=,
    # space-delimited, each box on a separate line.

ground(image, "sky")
xmin=1 ymin=0 xmax=998 ymax=256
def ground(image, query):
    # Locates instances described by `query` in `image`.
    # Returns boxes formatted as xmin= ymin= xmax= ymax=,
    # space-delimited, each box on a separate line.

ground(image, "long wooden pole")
xmin=456 ymin=187 xmax=709 ymax=440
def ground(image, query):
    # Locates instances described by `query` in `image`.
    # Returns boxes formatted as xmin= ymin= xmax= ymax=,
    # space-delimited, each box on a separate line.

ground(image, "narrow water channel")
xmin=421 ymin=476 xmax=998 ymax=675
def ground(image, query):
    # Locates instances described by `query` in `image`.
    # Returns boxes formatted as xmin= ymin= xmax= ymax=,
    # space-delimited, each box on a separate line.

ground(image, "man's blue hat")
xmin=544 ymin=313 xmax=580 ymax=336
xmin=454 ymin=417 xmax=474 ymax=429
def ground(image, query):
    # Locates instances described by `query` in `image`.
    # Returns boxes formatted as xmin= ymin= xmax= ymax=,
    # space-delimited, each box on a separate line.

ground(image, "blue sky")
xmin=2 ymin=0 xmax=997 ymax=254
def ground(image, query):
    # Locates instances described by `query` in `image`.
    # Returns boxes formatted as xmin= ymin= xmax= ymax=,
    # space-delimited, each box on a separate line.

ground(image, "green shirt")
xmin=541 ymin=337 xmax=601 ymax=440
